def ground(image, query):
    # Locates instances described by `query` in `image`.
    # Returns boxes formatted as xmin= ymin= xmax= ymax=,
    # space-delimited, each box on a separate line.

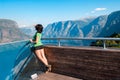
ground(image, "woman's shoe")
xmin=45 ymin=70 xmax=48 ymax=73
xmin=45 ymin=64 xmax=51 ymax=73
xmin=48 ymin=65 xmax=51 ymax=71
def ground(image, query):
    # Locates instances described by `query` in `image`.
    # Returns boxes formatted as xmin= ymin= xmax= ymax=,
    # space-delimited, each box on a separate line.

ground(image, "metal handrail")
xmin=42 ymin=37 xmax=120 ymax=40
xmin=0 ymin=37 xmax=120 ymax=49
xmin=0 ymin=39 xmax=29 ymax=46
xmin=42 ymin=37 xmax=120 ymax=49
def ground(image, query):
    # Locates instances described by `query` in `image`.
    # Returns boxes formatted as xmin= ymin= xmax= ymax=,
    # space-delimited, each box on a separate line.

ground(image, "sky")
xmin=0 ymin=0 xmax=120 ymax=27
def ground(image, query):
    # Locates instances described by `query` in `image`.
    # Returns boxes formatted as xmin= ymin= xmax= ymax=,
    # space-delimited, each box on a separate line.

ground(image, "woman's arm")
xmin=30 ymin=33 xmax=40 ymax=43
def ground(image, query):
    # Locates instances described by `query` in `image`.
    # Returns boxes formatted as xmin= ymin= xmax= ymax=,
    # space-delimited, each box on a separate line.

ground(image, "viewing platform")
xmin=18 ymin=46 xmax=120 ymax=80
xmin=0 ymin=38 xmax=120 ymax=80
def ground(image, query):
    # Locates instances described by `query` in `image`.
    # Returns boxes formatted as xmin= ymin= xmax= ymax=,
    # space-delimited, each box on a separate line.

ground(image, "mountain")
xmin=19 ymin=26 xmax=35 ymax=37
xmin=42 ymin=10 xmax=120 ymax=46
xmin=17 ymin=10 xmax=120 ymax=46
xmin=80 ymin=15 xmax=108 ymax=45
xmin=82 ymin=15 xmax=108 ymax=37
xmin=98 ymin=11 xmax=120 ymax=37
xmin=42 ymin=18 xmax=95 ymax=46
xmin=0 ymin=19 xmax=29 ymax=43
xmin=42 ymin=18 xmax=95 ymax=38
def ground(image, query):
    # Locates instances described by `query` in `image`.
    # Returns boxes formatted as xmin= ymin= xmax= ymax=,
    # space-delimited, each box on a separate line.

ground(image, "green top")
xmin=33 ymin=32 xmax=43 ymax=47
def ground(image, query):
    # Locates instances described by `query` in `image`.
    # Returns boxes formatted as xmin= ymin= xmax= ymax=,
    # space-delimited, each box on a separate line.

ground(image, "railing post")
xmin=58 ymin=38 xmax=61 ymax=47
xmin=103 ymin=40 xmax=106 ymax=49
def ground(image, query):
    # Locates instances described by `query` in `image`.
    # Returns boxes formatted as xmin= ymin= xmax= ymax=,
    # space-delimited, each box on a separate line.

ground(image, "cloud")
xmin=95 ymin=8 xmax=107 ymax=11
xmin=91 ymin=8 xmax=107 ymax=14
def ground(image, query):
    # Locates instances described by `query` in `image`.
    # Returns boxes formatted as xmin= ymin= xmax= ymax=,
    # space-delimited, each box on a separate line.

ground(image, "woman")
xmin=30 ymin=24 xmax=51 ymax=73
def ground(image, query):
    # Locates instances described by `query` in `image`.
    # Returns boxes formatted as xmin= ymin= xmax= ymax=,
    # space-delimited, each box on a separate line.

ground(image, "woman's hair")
xmin=35 ymin=24 xmax=43 ymax=33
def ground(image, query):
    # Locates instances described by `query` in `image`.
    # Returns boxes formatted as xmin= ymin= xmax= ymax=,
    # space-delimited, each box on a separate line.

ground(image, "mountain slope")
xmin=42 ymin=10 xmax=120 ymax=46
xmin=82 ymin=15 xmax=108 ymax=37
xmin=98 ymin=11 xmax=120 ymax=37
xmin=20 ymin=26 xmax=35 ymax=36
xmin=42 ymin=18 xmax=95 ymax=38
xmin=42 ymin=18 xmax=95 ymax=46
xmin=0 ymin=19 xmax=29 ymax=43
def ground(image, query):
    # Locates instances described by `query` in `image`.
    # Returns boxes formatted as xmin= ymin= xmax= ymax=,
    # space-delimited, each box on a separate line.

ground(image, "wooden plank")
xmin=37 ymin=72 xmax=81 ymax=80
xmin=18 ymin=72 xmax=81 ymax=80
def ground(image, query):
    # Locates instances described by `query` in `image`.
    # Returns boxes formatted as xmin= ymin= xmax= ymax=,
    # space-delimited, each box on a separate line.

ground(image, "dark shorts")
xmin=31 ymin=45 xmax=44 ymax=51
xmin=34 ymin=45 xmax=44 ymax=50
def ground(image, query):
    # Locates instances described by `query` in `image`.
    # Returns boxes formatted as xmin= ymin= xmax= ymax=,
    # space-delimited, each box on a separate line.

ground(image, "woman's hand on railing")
xmin=30 ymin=39 xmax=33 ymax=43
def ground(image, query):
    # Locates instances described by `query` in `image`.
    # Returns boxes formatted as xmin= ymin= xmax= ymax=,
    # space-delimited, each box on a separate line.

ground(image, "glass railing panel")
xmin=0 ymin=40 xmax=31 ymax=80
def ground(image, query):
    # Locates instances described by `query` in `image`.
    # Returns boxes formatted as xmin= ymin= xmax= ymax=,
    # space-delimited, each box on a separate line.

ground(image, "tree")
xmin=90 ymin=33 xmax=120 ymax=47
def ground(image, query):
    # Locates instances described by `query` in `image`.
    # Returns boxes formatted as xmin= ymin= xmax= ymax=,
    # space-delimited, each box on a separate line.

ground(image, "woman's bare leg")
xmin=40 ymin=49 xmax=51 ymax=72
xmin=40 ymin=49 xmax=48 ymax=66
xmin=35 ymin=50 xmax=48 ymax=66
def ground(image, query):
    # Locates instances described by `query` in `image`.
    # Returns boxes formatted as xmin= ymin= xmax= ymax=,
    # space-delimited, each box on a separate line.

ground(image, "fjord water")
xmin=0 ymin=41 xmax=31 ymax=80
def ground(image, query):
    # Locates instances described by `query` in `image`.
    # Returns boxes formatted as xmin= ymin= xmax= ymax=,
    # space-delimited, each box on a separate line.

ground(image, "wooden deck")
xmin=18 ymin=46 xmax=120 ymax=80
xmin=37 ymin=72 xmax=81 ymax=80
xmin=18 ymin=72 xmax=81 ymax=80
